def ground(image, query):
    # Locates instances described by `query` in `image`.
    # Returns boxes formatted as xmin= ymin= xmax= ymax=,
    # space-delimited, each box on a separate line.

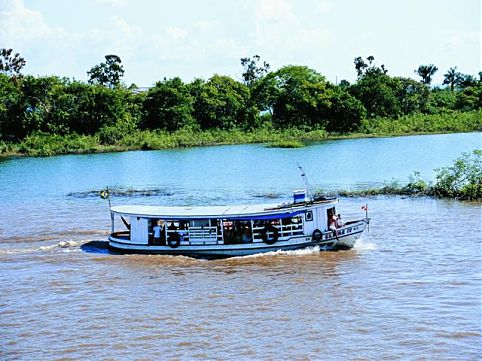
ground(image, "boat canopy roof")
xmin=110 ymin=199 xmax=337 ymax=220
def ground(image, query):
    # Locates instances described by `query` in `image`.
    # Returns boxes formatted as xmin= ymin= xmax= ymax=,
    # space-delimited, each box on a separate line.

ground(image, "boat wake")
xmin=0 ymin=240 xmax=96 ymax=256
xmin=353 ymin=238 xmax=377 ymax=251
xmin=238 ymin=246 xmax=322 ymax=259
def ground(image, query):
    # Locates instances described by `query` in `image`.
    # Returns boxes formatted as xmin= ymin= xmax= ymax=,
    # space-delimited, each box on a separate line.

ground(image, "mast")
xmin=297 ymin=162 xmax=313 ymax=200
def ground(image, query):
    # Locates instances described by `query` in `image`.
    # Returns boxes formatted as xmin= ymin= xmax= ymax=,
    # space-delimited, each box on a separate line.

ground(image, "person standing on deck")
xmin=153 ymin=221 xmax=162 ymax=245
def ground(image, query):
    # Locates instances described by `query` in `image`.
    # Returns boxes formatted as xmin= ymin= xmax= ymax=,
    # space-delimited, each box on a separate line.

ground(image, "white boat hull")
xmin=109 ymin=220 xmax=368 ymax=258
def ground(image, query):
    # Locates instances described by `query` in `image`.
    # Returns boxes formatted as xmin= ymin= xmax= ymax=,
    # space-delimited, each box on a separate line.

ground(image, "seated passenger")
xmin=242 ymin=227 xmax=252 ymax=243
xmin=336 ymin=214 xmax=344 ymax=228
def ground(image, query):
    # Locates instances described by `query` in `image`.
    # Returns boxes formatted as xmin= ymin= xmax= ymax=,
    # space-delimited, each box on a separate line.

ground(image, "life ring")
xmin=167 ymin=233 xmax=181 ymax=248
xmin=312 ymin=229 xmax=322 ymax=242
xmin=261 ymin=224 xmax=279 ymax=245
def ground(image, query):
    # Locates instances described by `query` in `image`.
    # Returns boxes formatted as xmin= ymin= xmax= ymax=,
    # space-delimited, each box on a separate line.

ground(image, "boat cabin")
xmin=109 ymin=191 xmax=340 ymax=248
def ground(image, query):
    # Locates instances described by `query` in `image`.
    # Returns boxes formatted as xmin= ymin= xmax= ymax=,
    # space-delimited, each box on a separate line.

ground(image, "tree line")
xmin=0 ymin=49 xmax=480 ymax=143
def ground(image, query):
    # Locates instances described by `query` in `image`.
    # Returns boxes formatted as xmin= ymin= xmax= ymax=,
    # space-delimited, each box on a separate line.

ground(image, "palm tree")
xmin=415 ymin=64 xmax=438 ymax=85
xmin=443 ymin=67 xmax=462 ymax=91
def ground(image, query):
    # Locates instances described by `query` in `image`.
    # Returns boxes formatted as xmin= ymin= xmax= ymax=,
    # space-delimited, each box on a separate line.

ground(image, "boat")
xmin=108 ymin=189 xmax=370 ymax=258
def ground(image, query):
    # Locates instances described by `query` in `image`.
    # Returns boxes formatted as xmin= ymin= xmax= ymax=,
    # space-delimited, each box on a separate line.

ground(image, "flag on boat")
xmin=361 ymin=205 xmax=368 ymax=211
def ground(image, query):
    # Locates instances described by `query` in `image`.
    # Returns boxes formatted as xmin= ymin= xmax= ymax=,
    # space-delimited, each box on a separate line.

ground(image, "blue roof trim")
xmin=226 ymin=210 xmax=304 ymax=221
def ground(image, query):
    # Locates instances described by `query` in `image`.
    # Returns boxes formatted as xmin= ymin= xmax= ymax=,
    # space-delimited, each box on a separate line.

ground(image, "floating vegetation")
xmin=252 ymin=192 xmax=283 ymax=199
xmin=267 ymin=140 xmax=305 ymax=148
xmin=68 ymin=187 xmax=174 ymax=198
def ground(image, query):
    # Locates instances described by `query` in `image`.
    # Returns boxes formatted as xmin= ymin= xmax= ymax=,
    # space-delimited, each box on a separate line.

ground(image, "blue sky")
xmin=0 ymin=0 xmax=479 ymax=86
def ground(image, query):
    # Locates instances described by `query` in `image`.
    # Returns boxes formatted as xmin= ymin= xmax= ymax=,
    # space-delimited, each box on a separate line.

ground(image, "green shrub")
xmin=431 ymin=150 xmax=481 ymax=199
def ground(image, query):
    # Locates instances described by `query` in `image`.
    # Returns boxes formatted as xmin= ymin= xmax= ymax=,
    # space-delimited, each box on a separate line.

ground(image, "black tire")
xmin=261 ymin=225 xmax=279 ymax=245
xmin=167 ymin=233 xmax=181 ymax=248
xmin=312 ymin=229 xmax=322 ymax=242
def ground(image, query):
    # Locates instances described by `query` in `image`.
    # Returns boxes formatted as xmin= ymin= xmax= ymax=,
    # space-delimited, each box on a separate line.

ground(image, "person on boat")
xmin=153 ymin=221 xmax=162 ymax=244
xmin=242 ymin=227 xmax=252 ymax=243
xmin=336 ymin=214 xmax=344 ymax=228
xmin=329 ymin=215 xmax=338 ymax=236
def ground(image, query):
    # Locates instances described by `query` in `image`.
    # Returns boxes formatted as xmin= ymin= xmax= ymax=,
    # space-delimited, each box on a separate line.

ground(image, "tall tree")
xmin=443 ymin=67 xmax=462 ymax=91
xmin=0 ymin=48 xmax=26 ymax=77
xmin=141 ymin=77 xmax=195 ymax=131
xmin=457 ymin=74 xmax=478 ymax=88
xmin=254 ymin=65 xmax=365 ymax=131
xmin=240 ymin=55 xmax=270 ymax=87
xmin=415 ymin=64 xmax=438 ymax=85
xmin=191 ymin=75 xmax=254 ymax=130
xmin=87 ymin=54 xmax=125 ymax=88
xmin=354 ymin=56 xmax=387 ymax=78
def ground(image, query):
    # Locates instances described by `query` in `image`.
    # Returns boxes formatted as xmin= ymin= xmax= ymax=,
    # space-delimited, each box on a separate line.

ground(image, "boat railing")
xmin=166 ymin=226 xmax=221 ymax=246
xmin=110 ymin=230 xmax=130 ymax=241
xmin=252 ymin=223 xmax=304 ymax=241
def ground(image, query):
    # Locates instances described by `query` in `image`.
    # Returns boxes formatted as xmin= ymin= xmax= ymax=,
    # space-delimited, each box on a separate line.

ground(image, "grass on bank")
xmin=267 ymin=140 xmax=305 ymax=148
xmin=0 ymin=110 xmax=480 ymax=157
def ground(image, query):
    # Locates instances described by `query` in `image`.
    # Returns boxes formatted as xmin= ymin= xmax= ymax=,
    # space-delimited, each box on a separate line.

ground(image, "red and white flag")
xmin=361 ymin=205 xmax=368 ymax=211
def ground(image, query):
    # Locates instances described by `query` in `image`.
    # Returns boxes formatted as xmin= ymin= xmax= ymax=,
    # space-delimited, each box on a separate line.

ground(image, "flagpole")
xmin=107 ymin=186 xmax=111 ymax=208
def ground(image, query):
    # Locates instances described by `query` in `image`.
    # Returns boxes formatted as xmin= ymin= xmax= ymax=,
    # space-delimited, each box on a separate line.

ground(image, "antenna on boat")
xmin=297 ymin=162 xmax=313 ymax=199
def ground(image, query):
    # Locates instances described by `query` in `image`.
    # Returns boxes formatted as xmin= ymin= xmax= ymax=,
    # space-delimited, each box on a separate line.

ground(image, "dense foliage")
xmin=0 ymin=51 xmax=480 ymax=154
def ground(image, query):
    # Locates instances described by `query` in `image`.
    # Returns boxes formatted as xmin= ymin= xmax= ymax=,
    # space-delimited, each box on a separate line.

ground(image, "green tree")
xmin=415 ymin=64 xmax=438 ymax=85
xmin=354 ymin=56 xmax=387 ymax=78
xmin=87 ymin=54 xmax=125 ymax=88
xmin=253 ymin=65 xmax=331 ymax=128
xmin=141 ymin=77 xmax=195 ymax=131
xmin=455 ymin=83 xmax=482 ymax=111
xmin=427 ymin=88 xmax=457 ymax=112
xmin=394 ymin=77 xmax=430 ymax=114
xmin=432 ymin=150 xmax=482 ymax=199
xmin=0 ymin=48 xmax=26 ymax=77
xmin=240 ymin=55 xmax=270 ymax=87
xmin=326 ymin=86 xmax=366 ymax=132
xmin=458 ymin=74 xmax=478 ymax=88
xmin=254 ymin=65 xmax=365 ymax=131
xmin=0 ymin=74 xmax=23 ymax=140
xmin=191 ymin=75 xmax=254 ymax=130
xmin=62 ymin=81 xmax=131 ymax=134
xmin=350 ymin=72 xmax=400 ymax=118
xmin=443 ymin=67 xmax=462 ymax=91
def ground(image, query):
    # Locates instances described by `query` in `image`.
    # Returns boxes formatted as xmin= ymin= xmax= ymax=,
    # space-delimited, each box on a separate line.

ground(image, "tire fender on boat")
xmin=261 ymin=224 xmax=279 ymax=245
xmin=167 ymin=232 xmax=181 ymax=248
xmin=312 ymin=229 xmax=322 ymax=242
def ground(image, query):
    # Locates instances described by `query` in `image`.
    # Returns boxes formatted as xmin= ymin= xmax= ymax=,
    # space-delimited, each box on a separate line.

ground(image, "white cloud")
xmin=165 ymin=26 xmax=189 ymax=40
xmin=317 ymin=0 xmax=333 ymax=14
xmin=255 ymin=0 xmax=296 ymax=24
xmin=248 ymin=0 xmax=331 ymax=69
xmin=0 ymin=0 xmax=69 ymax=47
xmin=193 ymin=20 xmax=221 ymax=32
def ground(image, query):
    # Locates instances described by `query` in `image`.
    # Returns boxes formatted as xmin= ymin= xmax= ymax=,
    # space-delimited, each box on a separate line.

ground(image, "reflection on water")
xmin=1 ymin=133 xmax=481 ymax=359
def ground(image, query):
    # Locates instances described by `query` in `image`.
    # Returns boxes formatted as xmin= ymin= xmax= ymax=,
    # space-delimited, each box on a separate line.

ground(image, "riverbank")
xmin=0 ymin=111 xmax=480 ymax=157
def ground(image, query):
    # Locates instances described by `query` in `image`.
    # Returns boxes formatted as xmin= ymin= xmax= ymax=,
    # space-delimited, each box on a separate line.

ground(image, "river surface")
xmin=0 ymin=132 xmax=481 ymax=360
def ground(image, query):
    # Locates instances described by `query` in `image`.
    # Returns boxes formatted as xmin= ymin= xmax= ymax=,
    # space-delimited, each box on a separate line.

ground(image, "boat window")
xmin=223 ymin=220 xmax=252 ymax=244
xmin=305 ymin=211 xmax=313 ymax=221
